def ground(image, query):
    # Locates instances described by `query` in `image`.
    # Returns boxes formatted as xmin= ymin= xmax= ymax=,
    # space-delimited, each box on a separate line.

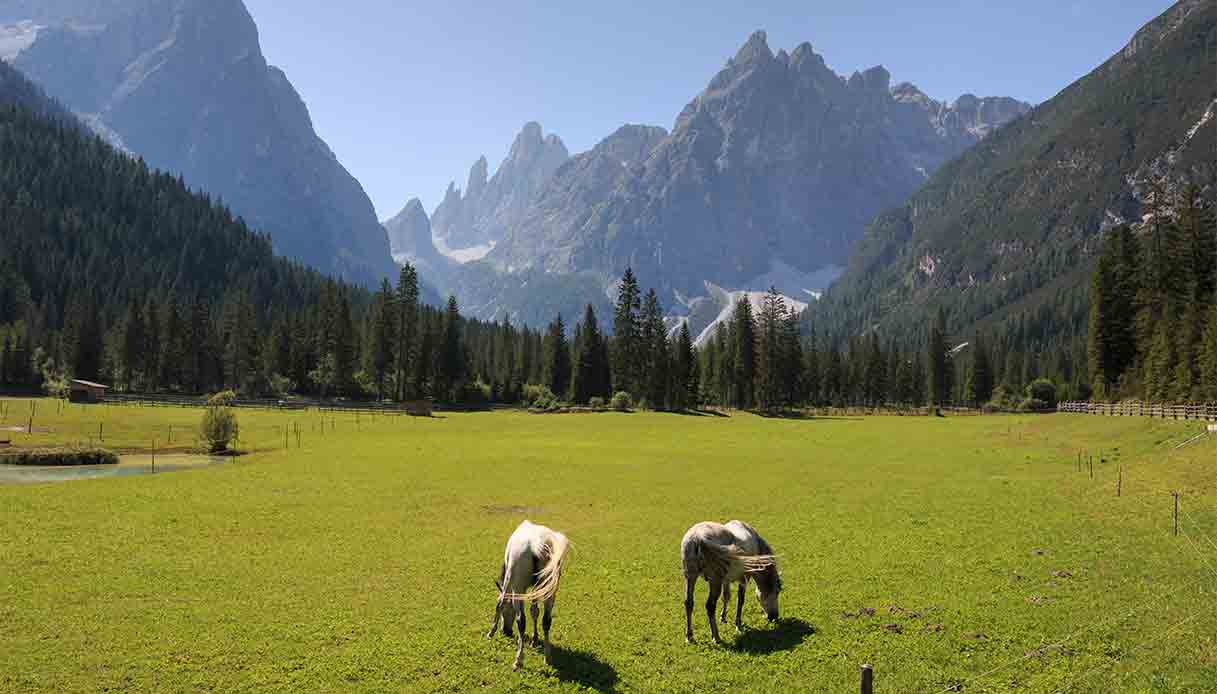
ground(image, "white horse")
xmin=486 ymin=520 xmax=571 ymax=670
xmin=681 ymin=520 xmax=781 ymax=644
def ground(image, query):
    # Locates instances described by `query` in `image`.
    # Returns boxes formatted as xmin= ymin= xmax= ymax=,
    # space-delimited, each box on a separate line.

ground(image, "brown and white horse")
xmin=487 ymin=520 xmax=571 ymax=670
xmin=681 ymin=520 xmax=781 ymax=644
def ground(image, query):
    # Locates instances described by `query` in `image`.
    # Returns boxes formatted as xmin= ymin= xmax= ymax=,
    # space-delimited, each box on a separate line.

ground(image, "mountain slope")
xmin=0 ymin=60 xmax=351 ymax=334
xmin=487 ymin=32 xmax=1030 ymax=299
xmin=811 ymin=0 xmax=1216 ymax=346
xmin=7 ymin=0 xmax=396 ymax=286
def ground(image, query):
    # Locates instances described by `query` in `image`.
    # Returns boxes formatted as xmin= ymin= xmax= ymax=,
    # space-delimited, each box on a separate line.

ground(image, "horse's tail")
xmin=507 ymin=531 xmax=570 ymax=603
xmin=692 ymin=540 xmax=777 ymax=579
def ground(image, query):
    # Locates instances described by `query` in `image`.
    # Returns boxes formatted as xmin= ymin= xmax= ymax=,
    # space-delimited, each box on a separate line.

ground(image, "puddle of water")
xmin=0 ymin=454 xmax=228 ymax=484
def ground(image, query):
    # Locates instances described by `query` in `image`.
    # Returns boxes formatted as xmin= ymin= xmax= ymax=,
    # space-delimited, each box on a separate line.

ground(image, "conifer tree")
xmin=571 ymin=305 xmax=610 ymax=404
xmin=970 ymin=331 xmax=993 ymax=406
xmin=439 ymin=296 xmax=464 ymax=399
xmin=926 ymin=307 xmax=947 ymax=408
xmin=640 ymin=289 xmax=669 ymax=409
xmin=370 ymin=278 xmax=396 ymax=399
xmin=121 ymin=298 xmax=146 ymax=390
xmin=395 ymin=264 xmax=420 ymax=400
xmin=543 ymin=314 xmax=571 ymax=399
xmin=1200 ymin=300 xmax=1217 ymax=400
xmin=732 ymin=297 xmax=756 ymax=409
xmin=612 ymin=268 xmax=642 ymax=396
xmin=672 ymin=321 xmax=696 ymax=411
xmin=803 ymin=325 xmax=821 ymax=407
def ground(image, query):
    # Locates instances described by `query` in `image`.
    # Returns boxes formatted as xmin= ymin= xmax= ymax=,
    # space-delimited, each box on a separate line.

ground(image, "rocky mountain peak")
xmin=733 ymin=30 xmax=773 ymax=65
xmin=430 ymin=121 xmax=570 ymax=254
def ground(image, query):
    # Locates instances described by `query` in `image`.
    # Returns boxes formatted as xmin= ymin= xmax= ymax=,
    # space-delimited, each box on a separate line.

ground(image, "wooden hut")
xmin=68 ymin=379 xmax=109 ymax=404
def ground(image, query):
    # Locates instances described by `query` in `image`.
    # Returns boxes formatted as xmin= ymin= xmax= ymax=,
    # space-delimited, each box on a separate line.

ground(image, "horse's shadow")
xmin=731 ymin=618 xmax=815 ymax=654
xmin=547 ymin=645 xmax=619 ymax=692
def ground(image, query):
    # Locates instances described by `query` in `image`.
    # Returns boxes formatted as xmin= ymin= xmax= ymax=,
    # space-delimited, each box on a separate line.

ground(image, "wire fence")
xmin=1058 ymin=401 xmax=1217 ymax=421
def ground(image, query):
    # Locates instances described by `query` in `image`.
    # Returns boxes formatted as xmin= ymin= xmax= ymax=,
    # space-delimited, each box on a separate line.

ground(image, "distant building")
xmin=68 ymin=379 xmax=109 ymax=404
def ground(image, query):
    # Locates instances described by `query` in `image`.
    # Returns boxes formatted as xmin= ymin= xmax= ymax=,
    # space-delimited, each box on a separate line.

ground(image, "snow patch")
xmin=0 ymin=21 xmax=39 ymax=61
xmin=433 ymin=233 xmax=495 ymax=263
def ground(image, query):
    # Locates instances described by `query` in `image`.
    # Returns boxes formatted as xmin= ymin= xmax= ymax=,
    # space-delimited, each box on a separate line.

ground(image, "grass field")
xmin=1 ymin=399 xmax=1215 ymax=692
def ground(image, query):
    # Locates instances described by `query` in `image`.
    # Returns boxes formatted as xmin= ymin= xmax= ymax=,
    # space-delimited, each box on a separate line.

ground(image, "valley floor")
xmin=0 ymin=402 xmax=1214 ymax=692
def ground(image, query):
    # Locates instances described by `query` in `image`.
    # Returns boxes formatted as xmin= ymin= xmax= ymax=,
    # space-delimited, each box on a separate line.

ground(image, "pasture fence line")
xmin=1058 ymin=401 xmax=1217 ymax=421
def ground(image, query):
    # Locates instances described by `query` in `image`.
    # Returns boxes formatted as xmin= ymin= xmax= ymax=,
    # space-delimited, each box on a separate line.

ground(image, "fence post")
xmin=860 ymin=664 xmax=873 ymax=694
xmin=1173 ymin=492 xmax=1180 ymax=537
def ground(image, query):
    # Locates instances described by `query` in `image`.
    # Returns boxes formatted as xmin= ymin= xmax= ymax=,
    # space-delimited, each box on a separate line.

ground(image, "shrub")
xmin=0 ymin=447 xmax=118 ymax=466
xmin=1025 ymin=378 xmax=1058 ymax=409
xmin=531 ymin=391 xmax=561 ymax=412
xmin=611 ymin=391 xmax=633 ymax=412
xmin=1019 ymin=397 xmax=1053 ymax=412
xmin=200 ymin=406 xmax=239 ymax=453
xmin=460 ymin=381 xmax=492 ymax=405
xmin=588 ymin=396 xmax=607 ymax=410
xmin=521 ymin=384 xmax=556 ymax=407
xmin=206 ymin=390 xmax=238 ymax=407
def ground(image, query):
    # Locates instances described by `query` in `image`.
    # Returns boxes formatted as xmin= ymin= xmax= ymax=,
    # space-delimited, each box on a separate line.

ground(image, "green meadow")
xmin=0 ymin=400 xmax=1214 ymax=692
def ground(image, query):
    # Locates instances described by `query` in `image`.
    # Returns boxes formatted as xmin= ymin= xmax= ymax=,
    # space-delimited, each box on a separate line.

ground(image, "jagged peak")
xmin=733 ymin=30 xmax=773 ymax=65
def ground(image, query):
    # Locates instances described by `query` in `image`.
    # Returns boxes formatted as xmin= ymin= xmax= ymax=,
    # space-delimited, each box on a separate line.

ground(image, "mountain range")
xmin=2 ymin=0 xmax=396 ymax=287
xmin=391 ymin=31 xmax=1029 ymax=328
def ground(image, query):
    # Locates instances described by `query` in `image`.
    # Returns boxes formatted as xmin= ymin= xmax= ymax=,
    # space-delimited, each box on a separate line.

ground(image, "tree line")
xmin=1087 ymin=184 xmax=1217 ymax=402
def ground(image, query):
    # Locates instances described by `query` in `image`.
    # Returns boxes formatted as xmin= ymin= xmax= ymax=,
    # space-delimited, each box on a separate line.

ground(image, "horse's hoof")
xmin=512 ymin=661 xmax=522 ymax=672
xmin=531 ymin=637 xmax=542 ymax=647
xmin=685 ymin=635 xmax=694 ymax=645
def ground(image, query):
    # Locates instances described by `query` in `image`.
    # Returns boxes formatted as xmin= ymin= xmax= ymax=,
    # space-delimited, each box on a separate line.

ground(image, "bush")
xmin=459 ymin=381 xmax=492 ymax=405
xmin=1025 ymin=378 xmax=1058 ymax=409
xmin=531 ymin=391 xmax=561 ymax=412
xmin=200 ymin=406 xmax=239 ymax=453
xmin=206 ymin=390 xmax=238 ymax=407
xmin=588 ymin=396 xmax=607 ymax=410
xmin=0 ymin=447 xmax=118 ymax=466
xmin=611 ymin=391 xmax=633 ymax=412
xmin=521 ymin=384 xmax=556 ymax=407
xmin=1019 ymin=397 xmax=1053 ymax=412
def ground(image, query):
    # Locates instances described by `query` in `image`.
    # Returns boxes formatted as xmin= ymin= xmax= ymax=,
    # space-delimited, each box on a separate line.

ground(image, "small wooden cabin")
xmin=68 ymin=379 xmax=109 ymax=404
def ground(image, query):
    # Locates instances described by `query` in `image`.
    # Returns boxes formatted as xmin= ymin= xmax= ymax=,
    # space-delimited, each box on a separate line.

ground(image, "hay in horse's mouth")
xmin=481 ymin=504 xmax=544 ymax=515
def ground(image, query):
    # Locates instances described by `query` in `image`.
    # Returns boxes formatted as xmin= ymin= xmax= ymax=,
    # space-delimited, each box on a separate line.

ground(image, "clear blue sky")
xmin=243 ymin=0 xmax=1173 ymax=220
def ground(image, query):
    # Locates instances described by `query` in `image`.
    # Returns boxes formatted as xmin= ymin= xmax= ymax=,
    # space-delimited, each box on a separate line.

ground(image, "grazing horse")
xmin=486 ymin=520 xmax=571 ymax=670
xmin=681 ymin=520 xmax=781 ymax=644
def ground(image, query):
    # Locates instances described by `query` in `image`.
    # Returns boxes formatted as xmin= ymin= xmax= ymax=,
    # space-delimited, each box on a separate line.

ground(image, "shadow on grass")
xmin=732 ymin=618 xmax=815 ymax=654
xmin=548 ymin=645 xmax=618 ymax=692
xmin=754 ymin=410 xmax=863 ymax=421
xmin=671 ymin=409 xmax=731 ymax=418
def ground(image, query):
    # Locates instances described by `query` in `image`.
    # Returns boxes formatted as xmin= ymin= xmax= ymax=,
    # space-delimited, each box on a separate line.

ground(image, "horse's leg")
xmin=734 ymin=581 xmax=746 ymax=632
xmin=530 ymin=601 xmax=541 ymax=646
xmin=512 ymin=601 xmax=526 ymax=671
xmin=541 ymin=597 xmax=555 ymax=665
xmin=705 ymin=579 xmax=723 ymax=644
xmin=684 ymin=575 xmax=696 ymax=644
xmin=719 ymin=582 xmax=730 ymax=623
xmin=486 ymin=596 xmax=503 ymax=639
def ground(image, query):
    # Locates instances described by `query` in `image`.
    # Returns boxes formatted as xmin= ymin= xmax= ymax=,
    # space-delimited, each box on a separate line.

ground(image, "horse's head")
xmin=753 ymin=565 xmax=783 ymax=622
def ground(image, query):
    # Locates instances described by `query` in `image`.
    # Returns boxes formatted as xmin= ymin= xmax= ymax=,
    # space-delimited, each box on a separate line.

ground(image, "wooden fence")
xmin=1058 ymin=401 xmax=1217 ymax=421
xmin=103 ymin=393 xmax=437 ymax=416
